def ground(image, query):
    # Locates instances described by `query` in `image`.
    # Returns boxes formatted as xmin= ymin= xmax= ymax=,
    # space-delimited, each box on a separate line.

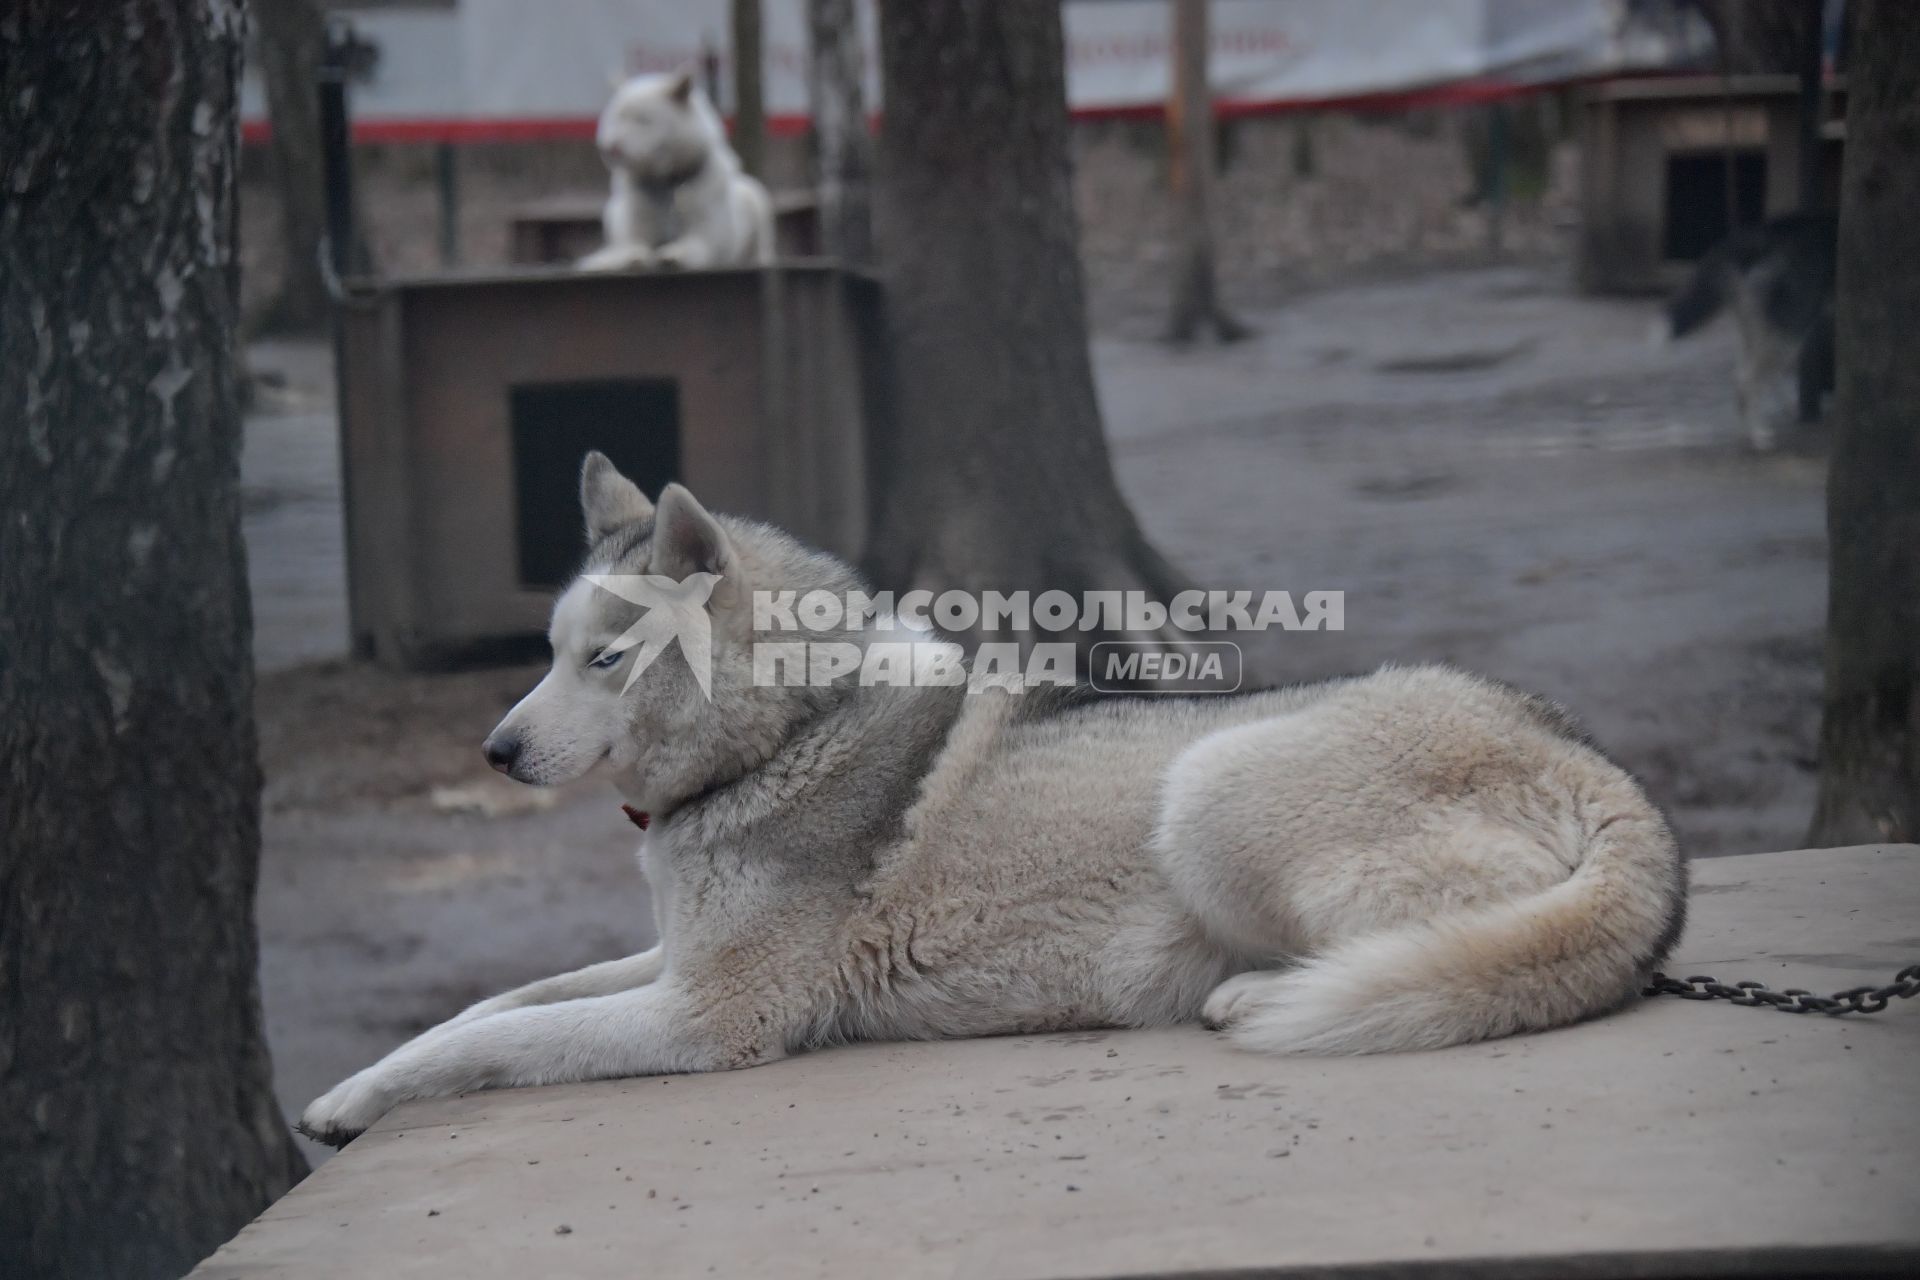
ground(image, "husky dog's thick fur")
xmin=299 ymin=457 xmax=1686 ymax=1146
xmin=1658 ymin=212 xmax=1836 ymax=450
xmin=578 ymin=70 xmax=774 ymax=271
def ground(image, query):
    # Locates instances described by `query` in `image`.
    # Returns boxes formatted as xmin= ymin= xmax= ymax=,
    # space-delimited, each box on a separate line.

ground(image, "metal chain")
xmin=1645 ymin=964 xmax=1920 ymax=1015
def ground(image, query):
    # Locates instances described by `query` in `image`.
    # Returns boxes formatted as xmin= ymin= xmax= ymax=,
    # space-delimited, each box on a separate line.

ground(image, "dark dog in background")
xmin=1659 ymin=212 xmax=1836 ymax=450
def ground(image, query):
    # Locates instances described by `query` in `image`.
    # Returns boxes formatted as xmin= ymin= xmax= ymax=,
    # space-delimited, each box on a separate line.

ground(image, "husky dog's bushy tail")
xmin=1217 ymin=786 xmax=1686 ymax=1056
xmin=1653 ymin=213 xmax=1838 ymax=445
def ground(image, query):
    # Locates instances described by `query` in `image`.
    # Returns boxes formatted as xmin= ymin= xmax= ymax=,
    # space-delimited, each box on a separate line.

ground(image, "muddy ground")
xmin=246 ymin=262 xmax=1826 ymax=1162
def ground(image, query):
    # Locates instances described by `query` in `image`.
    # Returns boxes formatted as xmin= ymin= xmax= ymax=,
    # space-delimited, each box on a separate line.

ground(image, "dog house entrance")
xmin=511 ymin=379 xmax=681 ymax=587
xmin=1662 ymin=150 xmax=1767 ymax=261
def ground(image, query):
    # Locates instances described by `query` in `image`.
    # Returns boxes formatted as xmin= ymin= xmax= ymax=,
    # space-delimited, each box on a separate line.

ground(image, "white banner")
xmin=242 ymin=0 xmax=1704 ymax=139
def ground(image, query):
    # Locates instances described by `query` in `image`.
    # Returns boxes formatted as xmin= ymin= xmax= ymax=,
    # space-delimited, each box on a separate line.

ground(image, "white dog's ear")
xmin=581 ymin=452 xmax=654 ymax=541
xmin=667 ymin=67 xmax=696 ymax=105
xmin=652 ymin=483 xmax=732 ymax=580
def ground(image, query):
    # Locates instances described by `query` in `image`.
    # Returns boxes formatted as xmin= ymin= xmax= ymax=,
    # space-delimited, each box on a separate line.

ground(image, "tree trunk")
xmin=0 ymin=5 xmax=308 ymax=1278
xmin=807 ymin=0 xmax=873 ymax=263
xmin=731 ymin=0 xmax=766 ymax=180
xmin=253 ymin=0 xmax=331 ymax=332
xmin=1806 ymin=0 xmax=1920 ymax=847
xmin=870 ymin=0 xmax=1190 ymax=659
xmin=1166 ymin=0 xmax=1249 ymax=344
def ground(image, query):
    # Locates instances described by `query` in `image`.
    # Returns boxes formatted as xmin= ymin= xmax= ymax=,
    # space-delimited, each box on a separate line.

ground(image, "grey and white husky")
xmin=1659 ymin=212 xmax=1836 ymax=451
xmin=299 ymin=455 xmax=1686 ymax=1146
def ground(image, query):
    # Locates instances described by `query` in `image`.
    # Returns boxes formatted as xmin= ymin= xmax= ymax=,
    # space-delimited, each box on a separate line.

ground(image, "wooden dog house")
xmin=1577 ymin=75 xmax=1844 ymax=295
xmin=335 ymin=264 xmax=880 ymax=667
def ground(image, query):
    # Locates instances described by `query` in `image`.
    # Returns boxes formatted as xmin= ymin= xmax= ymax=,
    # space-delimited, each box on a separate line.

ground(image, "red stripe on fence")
xmin=239 ymin=72 xmax=1644 ymax=147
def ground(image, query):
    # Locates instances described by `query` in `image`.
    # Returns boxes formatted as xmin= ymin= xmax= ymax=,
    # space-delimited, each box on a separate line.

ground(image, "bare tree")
xmin=869 ymin=0 xmax=1189 ymax=659
xmin=1807 ymin=0 xmax=1919 ymax=846
xmin=1692 ymin=0 xmax=1821 ymax=74
xmin=1166 ymin=0 xmax=1249 ymax=343
xmin=253 ymin=0 xmax=330 ymax=331
xmin=807 ymin=0 xmax=873 ymax=262
xmin=0 ymin=4 xmax=307 ymax=1277
xmin=731 ymin=0 xmax=767 ymax=180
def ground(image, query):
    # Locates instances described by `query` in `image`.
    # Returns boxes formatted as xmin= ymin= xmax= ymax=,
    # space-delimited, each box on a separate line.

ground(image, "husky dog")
xmin=1657 ymin=213 xmax=1836 ymax=451
xmin=299 ymin=456 xmax=1686 ymax=1146
xmin=578 ymin=70 xmax=774 ymax=271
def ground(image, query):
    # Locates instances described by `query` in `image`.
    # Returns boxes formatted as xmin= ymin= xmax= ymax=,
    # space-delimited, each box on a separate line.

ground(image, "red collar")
xmin=620 ymin=804 xmax=651 ymax=831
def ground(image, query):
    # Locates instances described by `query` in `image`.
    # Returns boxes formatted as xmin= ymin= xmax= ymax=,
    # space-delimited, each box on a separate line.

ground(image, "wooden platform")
xmin=195 ymin=845 xmax=1920 ymax=1278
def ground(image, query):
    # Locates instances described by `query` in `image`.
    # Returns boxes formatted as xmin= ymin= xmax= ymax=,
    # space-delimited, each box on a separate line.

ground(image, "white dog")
xmin=578 ymin=70 xmax=774 ymax=271
xmin=299 ymin=457 xmax=1686 ymax=1146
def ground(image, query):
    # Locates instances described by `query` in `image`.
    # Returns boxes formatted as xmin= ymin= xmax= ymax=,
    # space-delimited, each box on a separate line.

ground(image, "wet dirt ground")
xmin=245 ymin=262 xmax=1826 ymax=1162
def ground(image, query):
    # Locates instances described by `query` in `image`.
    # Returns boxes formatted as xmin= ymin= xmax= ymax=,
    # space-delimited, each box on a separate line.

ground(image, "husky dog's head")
xmin=482 ymin=454 xmax=866 ymax=811
xmin=595 ymin=69 xmax=725 ymax=185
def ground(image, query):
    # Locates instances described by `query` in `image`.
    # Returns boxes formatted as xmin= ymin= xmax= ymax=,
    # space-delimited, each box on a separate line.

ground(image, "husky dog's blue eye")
xmin=589 ymin=648 xmax=624 ymax=670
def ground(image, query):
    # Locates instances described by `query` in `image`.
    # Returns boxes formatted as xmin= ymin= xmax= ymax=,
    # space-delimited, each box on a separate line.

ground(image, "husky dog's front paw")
xmin=578 ymin=243 xmax=656 ymax=272
xmin=1201 ymin=970 xmax=1281 ymax=1030
xmin=653 ymin=239 xmax=713 ymax=271
xmin=297 ymin=1070 xmax=398 ymax=1148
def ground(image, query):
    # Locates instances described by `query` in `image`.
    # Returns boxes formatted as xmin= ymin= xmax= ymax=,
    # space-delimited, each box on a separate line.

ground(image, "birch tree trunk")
xmin=1166 ymin=0 xmax=1249 ymax=344
xmin=807 ymin=0 xmax=873 ymax=263
xmin=0 ymin=4 xmax=307 ymax=1276
xmin=253 ymin=0 xmax=330 ymax=331
xmin=731 ymin=0 xmax=767 ymax=180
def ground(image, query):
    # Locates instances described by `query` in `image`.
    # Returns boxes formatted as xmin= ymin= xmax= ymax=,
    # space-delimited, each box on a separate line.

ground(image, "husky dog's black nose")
xmin=483 ymin=734 xmax=521 ymax=774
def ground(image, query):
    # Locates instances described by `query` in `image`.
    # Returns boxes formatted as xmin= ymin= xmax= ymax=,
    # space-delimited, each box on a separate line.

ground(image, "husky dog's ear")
xmin=667 ymin=67 xmax=696 ymax=106
xmin=652 ymin=483 xmax=732 ymax=580
xmin=580 ymin=452 xmax=654 ymax=542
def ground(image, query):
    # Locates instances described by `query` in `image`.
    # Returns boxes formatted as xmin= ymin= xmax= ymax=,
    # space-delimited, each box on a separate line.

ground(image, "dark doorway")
xmin=510 ymin=379 xmax=681 ymax=587
xmin=1663 ymin=149 xmax=1767 ymax=260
